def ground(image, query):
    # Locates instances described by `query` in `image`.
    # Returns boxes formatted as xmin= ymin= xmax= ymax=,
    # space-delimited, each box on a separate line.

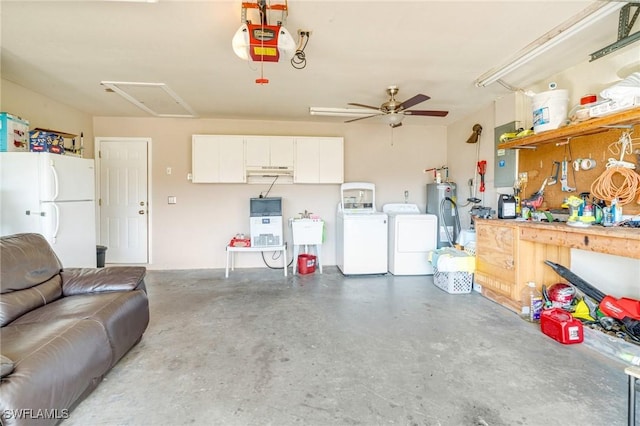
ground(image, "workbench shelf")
xmin=498 ymin=107 xmax=640 ymax=150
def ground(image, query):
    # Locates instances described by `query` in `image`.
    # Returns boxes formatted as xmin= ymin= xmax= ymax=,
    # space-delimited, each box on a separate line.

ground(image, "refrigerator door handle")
xmin=50 ymin=161 xmax=60 ymax=201
xmin=52 ymin=203 xmax=60 ymax=243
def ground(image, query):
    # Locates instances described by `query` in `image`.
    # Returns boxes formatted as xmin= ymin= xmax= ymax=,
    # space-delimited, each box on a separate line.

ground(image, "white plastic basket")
xmin=432 ymin=265 xmax=473 ymax=294
xmin=464 ymin=241 xmax=476 ymax=257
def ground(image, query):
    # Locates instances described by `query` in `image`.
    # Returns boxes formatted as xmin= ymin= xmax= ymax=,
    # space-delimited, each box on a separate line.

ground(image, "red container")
xmin=540 ymin=308 xmax=583 ymax=344
xmin=297 ymin=254 xmax=316 ymax=274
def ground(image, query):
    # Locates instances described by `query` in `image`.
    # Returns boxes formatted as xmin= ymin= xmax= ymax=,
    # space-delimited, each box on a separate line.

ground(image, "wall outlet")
xmin=518 ymin=172 xmax=528 ymax=183
xmin=168 ymin=196 xmax=177 ymax=204
xmin=187 ymin=173 xmax=193 ymax=181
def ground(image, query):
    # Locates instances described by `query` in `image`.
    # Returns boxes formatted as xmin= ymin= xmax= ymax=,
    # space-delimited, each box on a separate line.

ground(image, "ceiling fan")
xmin=340 ymin=86 xmax=449 ymax=128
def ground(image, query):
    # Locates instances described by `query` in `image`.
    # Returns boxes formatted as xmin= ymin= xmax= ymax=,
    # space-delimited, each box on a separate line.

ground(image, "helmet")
xmin=547 ymin=283 xmax=577 ymax=310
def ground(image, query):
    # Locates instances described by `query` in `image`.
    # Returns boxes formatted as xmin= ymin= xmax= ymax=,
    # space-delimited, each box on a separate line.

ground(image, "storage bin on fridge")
xmin=0 ymin=112 xmax=30 ymax=152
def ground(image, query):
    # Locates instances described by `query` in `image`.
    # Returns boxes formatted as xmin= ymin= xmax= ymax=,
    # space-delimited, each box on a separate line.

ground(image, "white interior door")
xmin=97 ymin=138 xmax=149 ymax=264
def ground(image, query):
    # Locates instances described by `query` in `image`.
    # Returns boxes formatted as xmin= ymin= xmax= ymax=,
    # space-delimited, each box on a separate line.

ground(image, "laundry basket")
xmin=429 ymin=247 xmax=475 ymax=294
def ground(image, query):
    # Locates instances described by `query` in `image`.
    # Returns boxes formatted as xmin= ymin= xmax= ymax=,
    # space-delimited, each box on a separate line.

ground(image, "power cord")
xmin=291 ymin=32 xmax=309 ymax=69
xmin=261 ymin=242 xmax=294 ymax=270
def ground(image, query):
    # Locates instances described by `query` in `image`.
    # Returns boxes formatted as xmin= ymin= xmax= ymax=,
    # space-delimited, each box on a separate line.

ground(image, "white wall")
xmin=445 ymin=102 xmax=496 ymax=230
xmin=3 ymin=39 xmax=637 ymax=295
xmin=0 ymin=80 xmax=95 ymax=158
xmin=91 ymin=117 xmax=447 ymax=270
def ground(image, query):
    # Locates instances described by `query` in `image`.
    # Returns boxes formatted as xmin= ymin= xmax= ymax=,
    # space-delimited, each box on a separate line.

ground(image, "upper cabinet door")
xmin=218 ymin=136 xmax=246 ymax=182
xmin=318 ymin=137 xmax=344 ymax=183
xmin=294 ymin=137 xmax=320 ymax=183
xmin=244 ymin=137 xmax=272 ymax=168
xmin=245 ymin=136 xmax=294 ymax=167
xmin=269 ymin=137 xmax=294 ymax=167
xmin=192 ymin=135 xmax=245 ymax=183
xmin=294 ymin=137 xmax=343 ymax=183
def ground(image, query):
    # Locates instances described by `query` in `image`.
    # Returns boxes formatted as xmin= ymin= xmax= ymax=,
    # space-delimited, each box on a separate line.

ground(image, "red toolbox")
xmin=540 ymin=308 xmax=584 ymax=344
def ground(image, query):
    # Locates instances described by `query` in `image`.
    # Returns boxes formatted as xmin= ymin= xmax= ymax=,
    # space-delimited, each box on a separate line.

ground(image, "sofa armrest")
xmin=61 ymin=267 xmax=146 ymax=296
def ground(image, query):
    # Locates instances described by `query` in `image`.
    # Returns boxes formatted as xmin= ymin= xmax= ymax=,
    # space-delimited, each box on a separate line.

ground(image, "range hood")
xmin=246 ymin=165 xmax=294 ymax=184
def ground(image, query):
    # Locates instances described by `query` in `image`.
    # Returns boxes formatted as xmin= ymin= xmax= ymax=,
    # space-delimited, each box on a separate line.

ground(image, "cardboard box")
xmin=29 ymin=129 xmax=67 ymax=155
xmin=0 ymin=112 xmax=30 ymax=152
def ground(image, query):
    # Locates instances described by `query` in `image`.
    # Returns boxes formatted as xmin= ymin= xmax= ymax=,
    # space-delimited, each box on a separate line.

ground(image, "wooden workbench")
xmin=474 ymin=218 xmax=640 ymax=313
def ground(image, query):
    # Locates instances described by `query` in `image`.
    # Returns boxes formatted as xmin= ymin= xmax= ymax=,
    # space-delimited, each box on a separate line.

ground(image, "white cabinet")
xmin=192 ymin=135 xmax=245 ymax=183
xmin=294 ymin=137 xmax=344 ymax=183
xmin=192 ymin=134 xmax=343 ymax=184
xmin=245 ymin=136 xmax=294 ymax=168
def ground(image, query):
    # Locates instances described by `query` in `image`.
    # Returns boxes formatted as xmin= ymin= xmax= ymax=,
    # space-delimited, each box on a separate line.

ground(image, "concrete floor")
xmin=61 ymin=267 xmax=628 ymax=426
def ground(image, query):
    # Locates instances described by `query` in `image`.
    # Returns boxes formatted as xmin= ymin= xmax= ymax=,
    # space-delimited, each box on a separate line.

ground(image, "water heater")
xmin=426 ymin=182 xmax=457 ymax=248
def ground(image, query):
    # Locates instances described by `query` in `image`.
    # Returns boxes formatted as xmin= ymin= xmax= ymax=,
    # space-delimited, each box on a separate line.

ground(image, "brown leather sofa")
xmin=0 ymin=233 xmax=149 ymax=426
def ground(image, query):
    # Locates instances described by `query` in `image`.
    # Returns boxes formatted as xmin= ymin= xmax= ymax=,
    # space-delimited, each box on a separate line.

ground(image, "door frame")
xmin=95 ymin=137 xmax=153 ymax=264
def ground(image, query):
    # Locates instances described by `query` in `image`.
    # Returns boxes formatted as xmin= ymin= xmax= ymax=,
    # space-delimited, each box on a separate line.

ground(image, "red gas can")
xmin=540 ymin=308 xmax=584 ymax=344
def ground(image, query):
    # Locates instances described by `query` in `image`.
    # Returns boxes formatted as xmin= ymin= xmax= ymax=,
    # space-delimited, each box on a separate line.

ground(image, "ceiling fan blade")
xmin=398 ymin=94 xmax=430 ymax=111
xmin=347 ymin=102 xmax=381 ymax=111
xmin=344 ymin=114 xmax=378 ymax=123
xmin=404 ymin=109 xmax=449 ymax=117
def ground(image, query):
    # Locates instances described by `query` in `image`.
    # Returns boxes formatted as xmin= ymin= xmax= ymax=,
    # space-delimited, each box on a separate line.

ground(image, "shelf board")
xmin=498 ymin=106 xmax=640 ymax=149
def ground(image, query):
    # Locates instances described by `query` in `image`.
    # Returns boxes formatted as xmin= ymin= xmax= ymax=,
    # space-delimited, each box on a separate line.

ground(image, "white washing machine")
xmin=382 ymin=203 xmax=437 ymax=275
xmin=336 ymin=183 xmax=388 ymax=275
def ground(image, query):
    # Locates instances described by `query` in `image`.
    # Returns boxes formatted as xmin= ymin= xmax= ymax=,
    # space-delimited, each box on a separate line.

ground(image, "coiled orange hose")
xmin=590 ymin=166 xmax=640 ymax=206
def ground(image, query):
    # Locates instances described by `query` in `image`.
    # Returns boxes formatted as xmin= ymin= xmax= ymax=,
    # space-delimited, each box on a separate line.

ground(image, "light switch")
xmin=168 ymin=196 xmax=177 ymax=204
xmin=166 ymin=167 xmax=172 ymax=175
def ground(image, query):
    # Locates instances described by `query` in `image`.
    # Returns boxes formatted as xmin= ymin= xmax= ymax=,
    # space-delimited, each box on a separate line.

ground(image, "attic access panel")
xmin=101 ymin=81 xmax=197 ymax=117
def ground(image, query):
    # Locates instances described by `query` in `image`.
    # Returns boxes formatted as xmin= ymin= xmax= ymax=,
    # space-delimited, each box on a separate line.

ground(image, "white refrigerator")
xmin=0 ymin=152 xmax=97 ymax=267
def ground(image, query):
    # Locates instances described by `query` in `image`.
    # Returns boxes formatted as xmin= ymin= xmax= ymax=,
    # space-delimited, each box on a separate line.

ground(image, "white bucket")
xmin=532 ymin=89 xmax=569 ymax=133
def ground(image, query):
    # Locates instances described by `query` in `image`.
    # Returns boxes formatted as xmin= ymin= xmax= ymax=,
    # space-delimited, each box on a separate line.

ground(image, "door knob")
xmin=138 ymin=210 xmax=145 ymax=215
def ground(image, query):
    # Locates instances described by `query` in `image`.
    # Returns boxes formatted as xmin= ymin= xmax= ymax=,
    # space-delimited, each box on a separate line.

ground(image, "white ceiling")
xmin=1 ymin=1 xmax=637 ymax=126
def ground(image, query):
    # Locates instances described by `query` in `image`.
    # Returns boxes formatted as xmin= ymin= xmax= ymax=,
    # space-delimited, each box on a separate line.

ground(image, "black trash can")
xmin=96 ymin=245 xmax=108 ymax=268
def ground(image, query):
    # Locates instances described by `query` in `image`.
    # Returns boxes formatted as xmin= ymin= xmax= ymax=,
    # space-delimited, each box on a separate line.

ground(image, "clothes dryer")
xmin=382 ymin=203 xmax=437 ymax=275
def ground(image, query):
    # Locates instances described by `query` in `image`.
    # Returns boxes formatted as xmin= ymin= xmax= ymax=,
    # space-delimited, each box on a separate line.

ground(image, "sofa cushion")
xmin=0 ymin=233 xmax=62 ymax=293
xmin=12 ymin=291 xmax=150 ymax=366
xmin=0 ymin=355 xmax=14 ymax=378
xmin=0 ymin=319 xmax=113 ymax=425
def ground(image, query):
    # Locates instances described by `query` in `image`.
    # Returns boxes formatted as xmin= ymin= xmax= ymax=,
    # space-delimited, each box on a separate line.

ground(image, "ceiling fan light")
xmin=382 ymin=113 xmax=404 ymax=126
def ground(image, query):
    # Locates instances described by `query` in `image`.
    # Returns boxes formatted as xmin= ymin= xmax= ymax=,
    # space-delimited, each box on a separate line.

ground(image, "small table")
xmin=225 ymin=245 xmax=287 ymax=278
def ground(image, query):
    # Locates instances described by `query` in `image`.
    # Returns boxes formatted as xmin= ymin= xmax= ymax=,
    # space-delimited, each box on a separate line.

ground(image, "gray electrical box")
xmin=494 ymin=121 xmax=518 ymax=188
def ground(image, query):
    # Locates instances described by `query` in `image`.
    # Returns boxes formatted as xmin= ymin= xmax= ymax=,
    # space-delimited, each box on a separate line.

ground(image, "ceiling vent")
xmin=101 ymin=81 xmax=197 ymax=118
